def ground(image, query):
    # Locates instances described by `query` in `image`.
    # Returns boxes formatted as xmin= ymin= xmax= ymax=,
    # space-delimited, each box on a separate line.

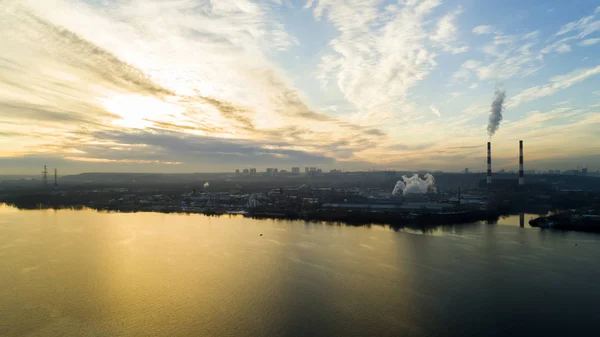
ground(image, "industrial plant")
xmin=0 ymin=139 xmax=598 ymax=232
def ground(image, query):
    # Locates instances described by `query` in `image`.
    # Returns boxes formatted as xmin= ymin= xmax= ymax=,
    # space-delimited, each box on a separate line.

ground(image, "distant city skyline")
xmin=1 ymin=0 xmax=600 ymax=174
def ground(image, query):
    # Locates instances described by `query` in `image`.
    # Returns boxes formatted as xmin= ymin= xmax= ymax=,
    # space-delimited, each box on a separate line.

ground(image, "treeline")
xmin=246 ymin=209 xmax=499 ymax=229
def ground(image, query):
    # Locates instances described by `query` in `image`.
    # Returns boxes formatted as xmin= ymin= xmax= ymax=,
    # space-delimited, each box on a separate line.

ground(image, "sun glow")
xmin=100 ymin=94 xmax=185 ymax=129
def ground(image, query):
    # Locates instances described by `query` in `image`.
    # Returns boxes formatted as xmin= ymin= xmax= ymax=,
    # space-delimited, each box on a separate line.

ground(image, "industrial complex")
xmin=1 ymin=140 xmax=599 ymax=231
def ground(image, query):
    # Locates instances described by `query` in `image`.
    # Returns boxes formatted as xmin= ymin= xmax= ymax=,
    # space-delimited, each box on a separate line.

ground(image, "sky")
xmin=1 ymin=0 xmax=599 ymax=174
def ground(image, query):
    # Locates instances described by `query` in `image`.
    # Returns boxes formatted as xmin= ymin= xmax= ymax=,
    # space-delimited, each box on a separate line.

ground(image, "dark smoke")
xmin=487 ymin=90 xmax=506 ymax=138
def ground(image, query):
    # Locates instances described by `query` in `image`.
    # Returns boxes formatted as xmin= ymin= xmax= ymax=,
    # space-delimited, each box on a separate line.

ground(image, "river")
xmin=1 ymin=204 xmax=599 ymax=337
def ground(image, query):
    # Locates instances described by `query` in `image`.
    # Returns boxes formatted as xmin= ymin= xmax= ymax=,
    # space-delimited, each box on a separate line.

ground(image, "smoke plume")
xmin=391 ymin=174 xmax=436 ymax=195
xmin=487 ymin=90 xmax=506 ymax=138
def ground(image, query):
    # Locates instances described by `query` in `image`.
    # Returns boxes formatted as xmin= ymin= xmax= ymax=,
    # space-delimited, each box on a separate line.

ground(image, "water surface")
xmin=1 ymin=205 xmax=599 ymax=337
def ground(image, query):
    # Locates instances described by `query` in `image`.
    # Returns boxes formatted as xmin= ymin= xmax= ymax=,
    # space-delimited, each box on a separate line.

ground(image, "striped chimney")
xmin=487 ymin=142 xmax=492 ymax=184
xmin=519 ymin=140 xmax=524 ymax=185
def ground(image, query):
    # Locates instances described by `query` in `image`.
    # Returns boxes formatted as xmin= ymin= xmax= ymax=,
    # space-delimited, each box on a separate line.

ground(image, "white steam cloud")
xmin=487 ymin=90 xmax=506 ymax=138
xmin=204 ymin=182 xmax=210 ymax=188
xmin=392 ymin=174 xmax=436 ymax=195
xmin=247 ymin=193 xmax=264 ymax=208
xmin=392 ymin=180 xmax=406 ymax=195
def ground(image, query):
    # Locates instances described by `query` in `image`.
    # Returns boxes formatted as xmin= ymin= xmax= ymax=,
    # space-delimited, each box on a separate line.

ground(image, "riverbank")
xmin=3 ymin=201 xmax=501 ymax=230
xmin=529 ymin=209 xmax=600 ymax=233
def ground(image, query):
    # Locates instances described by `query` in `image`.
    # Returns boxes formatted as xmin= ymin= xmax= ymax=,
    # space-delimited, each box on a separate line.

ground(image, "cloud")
xmin=453 ymin=60 xmax=481 ymax=80
xmin=458 ymin=10 xmax=594 ymax=83
xmin=452 ymin=32 xmax=541 ymax=81
xmin=522 ymin=31 xmax=540 ymax=40
xmin=540 ymin=38 xmax=576 ymax=56
xmin=540 ymin=6 xmax=600 ymax=56
xmin=311 ymin=0 xmax=443 ymax=123
xmin=556 ymin=44 xmax=573 ymax=53
xmin=431 ymin=9 xmax=469 ymax=54
xmin=388 ymin=143 xmax=435 ymax=151
xmin=509 ymin=65 xmax=600 ymax=108
xmin=429 ymin=105 xmax=441 ymax=117
xmin=472 ymin=25 xmax=493 ymax=35
xmin=579 ymin=38 xmax=600 ymax=46
xmin=0 ymin=0 xmax=387 ymax=169
xmin=1 ymin=0 xmax=599 ymax=173
xmin=64 ymin=157 xmax=182 ymax=165
xmin=555 ymin=6 xmax=600 ymax=37
xmin=76 ymin=130 xmax=337 ymax=167
xmin=304 ymin=0 xmax=317 ymax=9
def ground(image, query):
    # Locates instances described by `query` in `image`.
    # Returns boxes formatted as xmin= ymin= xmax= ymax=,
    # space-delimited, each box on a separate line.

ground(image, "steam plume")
xmin=204 ymin=182 xmax=210 ymax=188
xmin=392 ymin=181 xmax=406 ymax=195
xmin=247 ymin=193 xmax=264 ymax=208
xmin=487 ymin=90 xmax=506 ymax=138
xmin=392 ymin=174 xmax=436 ymax=195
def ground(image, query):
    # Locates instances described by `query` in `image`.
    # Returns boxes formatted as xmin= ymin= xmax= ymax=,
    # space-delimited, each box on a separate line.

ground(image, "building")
xmin=266 ymin=168 xmax=274 ymax=175
xmin=292 ymin=167 xmax=300 ymax=174
xmin=243 ymin=169 xmax=249 ymax=175
xmin=249 ymin=168 xmax=257 ymax=176
xmin=273 ymin=168 xmax=279 ymax=175
xmin=235 ymin=169 xmax=240 ymax=175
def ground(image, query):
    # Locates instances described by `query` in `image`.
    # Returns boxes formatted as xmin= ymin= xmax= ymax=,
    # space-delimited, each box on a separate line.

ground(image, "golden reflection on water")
xmin=2 ymin=205 xmax=599 ymax=337
xmin=0 ymin=208 xmax=293 ymax=335
xmin=2 ymin=207 xmax=410 ymax=336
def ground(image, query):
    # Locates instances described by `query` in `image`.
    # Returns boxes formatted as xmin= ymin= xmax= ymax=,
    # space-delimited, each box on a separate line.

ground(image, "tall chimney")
xmin=519 ymin=140 xmax=524 ymax=186
xmin=487 ymin=142 xmax=492 ymax=184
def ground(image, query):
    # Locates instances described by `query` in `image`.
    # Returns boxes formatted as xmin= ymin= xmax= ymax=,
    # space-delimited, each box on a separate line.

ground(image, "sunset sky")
xmin=1 ymin=0 xmax=599 ymax=174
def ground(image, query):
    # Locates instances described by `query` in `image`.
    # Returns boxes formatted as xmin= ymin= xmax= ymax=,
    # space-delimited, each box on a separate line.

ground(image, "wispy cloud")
xmin=540 ymin=6 xmax=600 ymax=56
xmin=429 ymin=105 xmax=441 ymax=117
xmin=0 ymin=0 xmax=385 ymax=168
xmin=509 ymin=65 xmax=600 ymax=108
xmin=579 ymin=38 xmax=600 ymax=46
xmin=472 ymin=25 xmax=493 ymax=35
xmin=312 ymin=0 xmax=444 ymax=122
xmin=453 ymin=31 xmax=541 ymax=81
xmin=64 ymin=157 xmax=182 ymax=165
xmin=0 ymin=0 xmax=599 ymax=173
xmin=431 ymin=9 xmax=469 ymax=54
xmin=555 ymin=5 xmax=600 ymax=37
xmin=454 ymin=6 xmax=598 ymax=84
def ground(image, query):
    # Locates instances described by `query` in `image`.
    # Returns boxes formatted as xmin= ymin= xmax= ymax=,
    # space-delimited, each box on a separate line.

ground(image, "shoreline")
xmin=5 ymin=202 xmax=599 ymax=233
xmin=529 ymin=211 xmax=600 ymax=233
xmin=2 ymin=202 xmax=502 ymax=230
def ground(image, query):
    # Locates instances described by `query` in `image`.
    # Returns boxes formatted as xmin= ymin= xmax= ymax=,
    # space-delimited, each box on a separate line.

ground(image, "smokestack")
xmin=519 ymin=140 xmax=524 ymax=186
xmin=487 ymin=142 xmax=492 ymax=184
